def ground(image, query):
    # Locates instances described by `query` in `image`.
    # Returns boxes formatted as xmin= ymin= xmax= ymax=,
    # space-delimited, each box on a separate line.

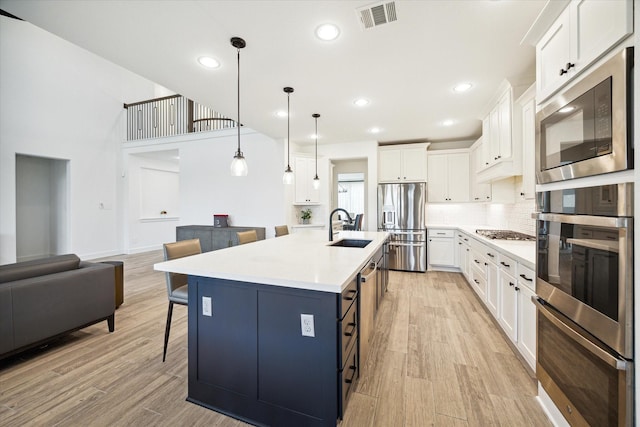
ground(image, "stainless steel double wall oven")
xmin=534 ymin=47 xmax=634 ymax=427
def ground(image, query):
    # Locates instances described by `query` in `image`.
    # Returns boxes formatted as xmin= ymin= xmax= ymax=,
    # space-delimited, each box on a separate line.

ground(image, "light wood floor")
xmin=0 ymin=251 xmax=551 ymax=426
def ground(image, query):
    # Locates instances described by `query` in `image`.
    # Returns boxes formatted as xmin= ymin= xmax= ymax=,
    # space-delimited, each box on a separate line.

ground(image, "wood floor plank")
xmin=0 ymin=251 xmax=551 ymax=427
xmin=404 ymin=376 xmax=435 ymax=427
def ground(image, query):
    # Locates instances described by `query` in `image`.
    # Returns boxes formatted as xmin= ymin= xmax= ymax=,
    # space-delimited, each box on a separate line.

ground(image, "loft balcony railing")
xmin=123 ymin=94 xmax=236 ymax=141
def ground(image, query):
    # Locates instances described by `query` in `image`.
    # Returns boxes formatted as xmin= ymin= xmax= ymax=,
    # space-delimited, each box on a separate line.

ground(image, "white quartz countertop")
xmin=154 ymin=230 xmax=389 ymax=294
xmin=427 ymin=224 xmax=536 ymax=270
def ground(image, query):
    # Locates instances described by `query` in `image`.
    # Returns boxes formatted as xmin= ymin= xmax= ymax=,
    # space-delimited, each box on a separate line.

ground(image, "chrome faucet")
xmin=329 ymin=208 xmax=353 ymax=241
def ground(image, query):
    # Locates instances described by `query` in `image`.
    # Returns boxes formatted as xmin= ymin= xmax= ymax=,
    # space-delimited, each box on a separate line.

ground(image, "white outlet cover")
xmin=300 ymin=313 xmax=315 ymax=337
xmin=202 ymin=296 xmax=212 ymax=316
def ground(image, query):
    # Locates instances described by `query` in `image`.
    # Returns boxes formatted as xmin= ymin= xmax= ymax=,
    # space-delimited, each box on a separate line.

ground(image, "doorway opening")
xmin=15 ymin=154 xmax=70 ymax=262
xmin=331 ymin=159 xmax=367 ymax=230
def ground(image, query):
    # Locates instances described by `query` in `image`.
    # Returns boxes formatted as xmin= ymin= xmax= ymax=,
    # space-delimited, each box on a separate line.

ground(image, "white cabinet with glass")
xmin=378 ymin=143 xmax=429 ymax=183
xmin=293 ymin=156 xmax=320 ymax=205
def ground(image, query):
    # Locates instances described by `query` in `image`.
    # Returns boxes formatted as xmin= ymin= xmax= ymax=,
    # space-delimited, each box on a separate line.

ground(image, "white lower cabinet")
xmin=485 ymin=258 xmax=499 ymax=317
xmin=456 ymin=231 xmax=536 ymax=370
xmin=516 ymin=265 xmax=537 ymax=371
xmin=498 ymin=271 xmax=518 ymax=342
xmin=428 ymin=229 xmax=456 ymax=268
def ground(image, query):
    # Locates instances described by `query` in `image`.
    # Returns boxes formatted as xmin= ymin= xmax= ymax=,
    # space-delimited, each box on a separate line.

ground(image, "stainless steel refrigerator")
xmin=377 ymin=182 xmax=426 ymax=272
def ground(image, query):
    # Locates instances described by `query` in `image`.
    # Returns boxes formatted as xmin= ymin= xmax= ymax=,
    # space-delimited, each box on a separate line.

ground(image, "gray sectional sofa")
xmin=0 ymin=254 xmax=117 ymax=359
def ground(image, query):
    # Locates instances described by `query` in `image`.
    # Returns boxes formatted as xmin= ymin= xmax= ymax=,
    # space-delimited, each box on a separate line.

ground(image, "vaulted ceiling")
xmin=0 ymin=0 xmax=546 ymax=146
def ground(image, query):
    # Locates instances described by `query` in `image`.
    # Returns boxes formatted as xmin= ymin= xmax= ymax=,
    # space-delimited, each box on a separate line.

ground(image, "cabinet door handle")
xmin=473 ymin=279 xmax=480 ymax=284
xmin=515 ymin=286 xmax=520 ymax=291
xmin=500 ymin=261 xmax=510 ymax=268
xmin=486 ymin=253 xmax=495 ymax=258
xmin=509 ymin=282 xmax=515 ymax=287
xmin=474 ymin=259 xmax=480 ymax=264
xmin=559 ymin=67 xmax=568 ymax=76
xmin=519 ymin=274 xmax=533 ymax=282
xmin=566 ymin=62 xmax=575 ymax=70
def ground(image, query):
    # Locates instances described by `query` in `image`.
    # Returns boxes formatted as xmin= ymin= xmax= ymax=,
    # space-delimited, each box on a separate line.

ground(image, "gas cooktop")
xmin=475 ymin=229 xmax=536 ymax=241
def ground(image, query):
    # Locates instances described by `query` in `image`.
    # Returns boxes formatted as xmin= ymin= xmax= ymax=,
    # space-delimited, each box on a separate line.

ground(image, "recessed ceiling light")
xmin=453 ymin=82 xmax=473 ymax=93
xmin=197 ymin=56 xmax=220 ymax=69
xmin=354 ymin=98 xmax=370 ymax=107
xmin=442 ymin=119 xmax=454 ymax=126
xmin=275 ymin=111 xmax=288 ymax=118
xmin=370 ymin=127 xmax=381 ymax=134
xmin=315 ymin=23 xmax=340 ymax=41
xmin=559 ymin=106 xmax=576 ymax=113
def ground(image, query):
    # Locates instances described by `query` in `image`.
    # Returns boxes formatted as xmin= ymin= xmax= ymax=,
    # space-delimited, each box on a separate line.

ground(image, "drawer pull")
xmin=344 ymin=322 xmax=356 ymax=337
xmin=486 ymin=253 xmax=495 ymax=258
xmin=519 ymin=274 xmax=533 ymax=282
xmin=473 ymin=279 xmax=479 ymax=284
xmin=343 ymin=289 xmax=357 ymax=301
xmin=474 ymin=259 xmax=480 ymax=264
xmin=500 ymin=261 xmax=510 ymax=268
xmin=509 ymin=282 xmax=515 ymax=287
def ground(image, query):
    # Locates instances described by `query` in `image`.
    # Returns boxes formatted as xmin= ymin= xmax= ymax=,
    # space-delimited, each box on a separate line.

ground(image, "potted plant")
xmin=300 ymin=208 xmax=312 ymax=224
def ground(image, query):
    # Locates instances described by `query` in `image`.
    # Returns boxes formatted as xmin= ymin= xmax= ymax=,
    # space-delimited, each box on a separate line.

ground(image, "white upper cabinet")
xmin=477 ymin=81 xmax=525 ymax=183
xmin=293 ymin=156 xmax=320 ymax=205
xmin=427 ymin=150 xmax=469 ymax=203
xmin=536 ymin=0 xmax=632 ymax=103
xmin=469 ymin=139 xmax=491 ymax=202
xmin=378 ymin=143 xmax=429 ymax=183
xmin=517 ymin=84 xmax=536 ymax=200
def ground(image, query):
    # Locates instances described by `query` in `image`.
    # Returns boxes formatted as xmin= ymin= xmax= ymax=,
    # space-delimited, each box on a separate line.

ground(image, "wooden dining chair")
xmin=237 ymin=230 xmax=258 ymax=245
xmin=162 ymin=238 xmax=201 ymax=362
xmin=275 ymin=225 xmax=289 ymax=237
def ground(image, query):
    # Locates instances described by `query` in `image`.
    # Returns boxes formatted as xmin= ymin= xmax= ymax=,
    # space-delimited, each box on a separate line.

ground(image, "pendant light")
xmin=312 ymin=113 xmax=321 ymax=190
xmin=282 ymin=87 xmax=295 ymax=185
xmin=230 ymin=37 xmax=248 ymax=176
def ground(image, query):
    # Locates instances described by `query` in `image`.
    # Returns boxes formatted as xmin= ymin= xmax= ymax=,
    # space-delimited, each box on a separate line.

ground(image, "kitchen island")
xmin=154 ymin=230 xmax=389 ymax=427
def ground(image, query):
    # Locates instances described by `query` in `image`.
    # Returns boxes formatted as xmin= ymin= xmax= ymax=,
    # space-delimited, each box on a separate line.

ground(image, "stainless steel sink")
xmin=330 ymin=239 xmax=372 ymax=248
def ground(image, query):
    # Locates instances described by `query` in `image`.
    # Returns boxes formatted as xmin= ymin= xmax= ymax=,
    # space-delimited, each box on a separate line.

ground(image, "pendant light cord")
xmin=287 ymin=92 xmax=291 ymax=167
xmin=236 ymin=47 xmax=241 ymax=155
xmin=314 ymin=117 xmax=318 ymax=176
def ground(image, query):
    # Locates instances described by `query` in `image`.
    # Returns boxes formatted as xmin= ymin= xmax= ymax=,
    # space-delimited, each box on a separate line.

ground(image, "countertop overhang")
xmin=154 ymin=230 xmax=389 ymax=293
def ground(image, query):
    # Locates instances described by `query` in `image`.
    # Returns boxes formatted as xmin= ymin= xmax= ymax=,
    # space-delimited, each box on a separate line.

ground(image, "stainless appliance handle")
xmin=360 ymin=262 xmax=377 ymax=282
xmin=389 ymin=230 xmax=425 ymax=236
xmin=388 ymin=242 xmax=424 ymax=247
xmin=534 ymin=297 xmax=628 ymax=370
xmin=535 ymin=213 xmax=630 ymax=228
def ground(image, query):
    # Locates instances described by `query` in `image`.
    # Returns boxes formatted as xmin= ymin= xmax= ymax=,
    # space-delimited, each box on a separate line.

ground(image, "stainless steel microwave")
xmin=536 ymin=47 xmax=633 ymax=184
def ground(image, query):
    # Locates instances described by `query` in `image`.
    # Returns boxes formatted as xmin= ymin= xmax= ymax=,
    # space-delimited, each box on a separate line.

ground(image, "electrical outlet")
xmin=202 ymin=296 xmax=212 ymax=316
xmin=300 ymin=314 xmax=315 ymax=337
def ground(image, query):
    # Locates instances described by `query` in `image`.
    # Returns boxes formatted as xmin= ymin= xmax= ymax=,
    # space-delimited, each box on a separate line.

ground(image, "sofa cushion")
xmin=0 ymin=254 xmax=80 ymax=284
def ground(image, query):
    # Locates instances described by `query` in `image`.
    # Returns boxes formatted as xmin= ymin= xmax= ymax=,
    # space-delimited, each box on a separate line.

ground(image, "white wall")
xmin=123 ymin=128 xmax=286 ymax=244
xmin=0 ymin=16 xmax=162 ymax=263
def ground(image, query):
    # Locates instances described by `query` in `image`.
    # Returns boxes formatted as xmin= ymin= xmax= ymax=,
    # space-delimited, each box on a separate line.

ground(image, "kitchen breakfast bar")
xmin=154 ymin=230 xmax=389 ymax=427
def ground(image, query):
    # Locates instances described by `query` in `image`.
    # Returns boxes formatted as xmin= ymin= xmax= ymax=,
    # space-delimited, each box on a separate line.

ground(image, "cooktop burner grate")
xmin=475 ymin=229 xmax=536 ymax=241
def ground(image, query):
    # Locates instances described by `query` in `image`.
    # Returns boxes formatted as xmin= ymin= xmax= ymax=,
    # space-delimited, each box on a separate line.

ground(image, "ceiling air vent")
xmin=356 ymin=1 xmax=397 ymax=30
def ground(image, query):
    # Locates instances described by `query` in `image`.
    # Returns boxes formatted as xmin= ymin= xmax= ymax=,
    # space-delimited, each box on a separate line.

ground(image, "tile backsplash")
xmin=426 ymin=199 xmax=536 ymax=236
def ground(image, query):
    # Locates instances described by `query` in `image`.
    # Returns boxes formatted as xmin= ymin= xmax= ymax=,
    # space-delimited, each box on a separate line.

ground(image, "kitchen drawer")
xmin=339 ymin=339 xmax=358 ymax=417
xmin=498 ymin=254 xmax=516 ymax=277
xmin=469 ymin=250 xmax=487 ymax=280
xmin=340 ymin=301 xmax=358 ymax=368
xmin=428 ymin=229 xmax=454 ymax=238
xmin=470 ymin=263 xmax=487 ymax=302
xmin=484 ymin=247 xmax=498 ymax=263
xmin=340 ymin=276 xmax=358 ymax=319
xmin=517 ymin=264 xmax=535 ymax=291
